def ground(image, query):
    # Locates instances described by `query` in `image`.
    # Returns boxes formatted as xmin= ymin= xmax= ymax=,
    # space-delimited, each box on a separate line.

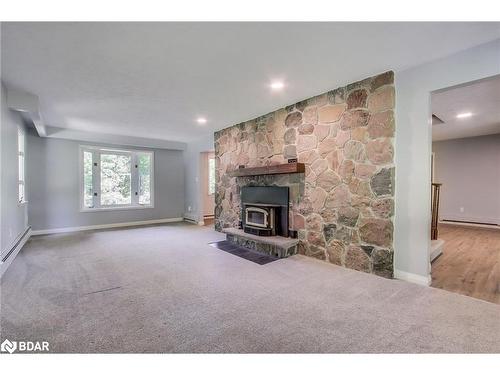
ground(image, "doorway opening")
xmin=429 ymin=75 xmax=500 ymax=304
xmin=199 ymin=150 xmax=215 ymax=226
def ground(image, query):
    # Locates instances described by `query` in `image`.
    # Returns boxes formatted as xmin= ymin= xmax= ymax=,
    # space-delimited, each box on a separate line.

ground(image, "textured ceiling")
xmin=432 ymin=75 xmax=500 ymax=141
xmin=2 ymin=22 xmax=499 ymax=142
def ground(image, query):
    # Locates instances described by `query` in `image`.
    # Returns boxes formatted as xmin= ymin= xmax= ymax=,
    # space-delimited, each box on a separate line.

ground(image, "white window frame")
xmin=79 ymin=145 xmax=154 ymax=212
xmin=18 ymin=126 xmax=27 ymax=205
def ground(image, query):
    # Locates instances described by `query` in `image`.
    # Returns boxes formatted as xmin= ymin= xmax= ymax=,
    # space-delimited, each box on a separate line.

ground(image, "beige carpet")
xmin=1 ymin=222 xmax=499 ymax=353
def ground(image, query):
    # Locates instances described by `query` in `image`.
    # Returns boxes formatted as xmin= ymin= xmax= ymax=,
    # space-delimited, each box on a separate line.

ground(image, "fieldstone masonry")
xmin=214 ymin=71 xmax=395 ymax=278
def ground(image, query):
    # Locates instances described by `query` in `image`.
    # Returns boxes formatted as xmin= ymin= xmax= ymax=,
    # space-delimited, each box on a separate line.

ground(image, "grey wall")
xmin=183 ymin=135 xmax=214 ymax=223
xmin=433 ymin=134 xmax=500 ymax=225
xmin=26 ymin=131 xmax=185 ymax=231
xmin=1 ymin=83 xmax=28 ymax=255
xmin=394 ymin=39 xmax=500 ymax=283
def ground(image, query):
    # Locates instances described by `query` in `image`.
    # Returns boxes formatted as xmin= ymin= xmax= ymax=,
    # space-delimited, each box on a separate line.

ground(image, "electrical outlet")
xmin=188 ymin=206 xmax=192 ymax=212
xmin=460 ymin=207 xmax=465 ymax=213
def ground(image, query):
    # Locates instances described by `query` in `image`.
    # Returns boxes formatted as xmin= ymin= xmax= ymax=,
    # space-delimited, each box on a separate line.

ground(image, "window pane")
xmin=83 ymin=151 xmax=93 ymax=208
xmin=18 ymin=184 xmax=24 ymax=203
xmin=18 ymin=129 xmax=24 ymax=153
xmin=18 ymin=129 xmax=25 ymax=203
xmin=18 ymin=155 xmax=24 ymax=182
xmin=19 ymin=183 xmax=24 ymax=202
xmin=100 ymin=153 xmax=131 ymax=206
xmin=138 ymin=153 xmax=151 ymax=205
xmin=208 ymin=158 xmax=215 ymax=195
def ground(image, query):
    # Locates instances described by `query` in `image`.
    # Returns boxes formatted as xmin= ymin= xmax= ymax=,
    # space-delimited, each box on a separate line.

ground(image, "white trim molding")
xmin=183 ymin=215 xmax=205 ymax=226
xmin=430 ymin=239 xmax=445 ymax=263
xmin=394 ymin=269 xmax=432 ymax=286
xmin=439 ymin=214 xmax=499 ymax=226
xmin=31 ymin=217 xmax=183 ymax=236
xmin=1 ymin=227 xmax=31 ymax=278
xmin=439 ymin=220 xmax=500 ymax=230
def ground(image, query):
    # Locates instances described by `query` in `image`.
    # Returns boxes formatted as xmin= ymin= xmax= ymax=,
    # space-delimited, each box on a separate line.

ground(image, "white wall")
xmin=183 ymin=135 xmax=214 ymax=223
xmin=432 ymin=134 xmax=500 ymax=225
xmin=394 ymin=39 xmax=500 ymax=284
xmin=26 ymin=130 xmax=185 ymax=231
xmin=1 ymin=82 xmax=29 ymax=257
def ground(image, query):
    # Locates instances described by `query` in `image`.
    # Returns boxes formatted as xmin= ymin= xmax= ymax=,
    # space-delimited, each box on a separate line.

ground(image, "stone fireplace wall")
xmin=214 ymin=72 xmax=395 ymax=278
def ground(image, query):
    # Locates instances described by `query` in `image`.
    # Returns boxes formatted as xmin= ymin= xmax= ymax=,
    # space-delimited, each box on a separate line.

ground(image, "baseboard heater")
xmin=2 ymin=226 xmax=31 ymax=262
xmin=183 ymin=217 xmax=199 ymax=224
xmin=441 ymin=219 xmax=499 ymax=227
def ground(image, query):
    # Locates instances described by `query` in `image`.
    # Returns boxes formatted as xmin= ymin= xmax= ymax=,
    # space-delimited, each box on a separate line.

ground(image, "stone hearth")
xmin=223 ymin=228 xmax=299 ymax=258
xmin=214 ymin=71 xmax=395 ymax=278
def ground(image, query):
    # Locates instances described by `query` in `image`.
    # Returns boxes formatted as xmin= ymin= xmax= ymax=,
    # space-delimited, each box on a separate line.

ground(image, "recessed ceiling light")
xmin=196 ymin=117 xmax=207 ymax=125
xmin=270 ymin=81 xmax=285 ymax=91
xmin=456 ymin=112 xmax=473 ymax=119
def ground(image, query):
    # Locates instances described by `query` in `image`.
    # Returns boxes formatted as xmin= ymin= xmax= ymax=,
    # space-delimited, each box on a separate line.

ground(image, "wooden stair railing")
xmin=431 ymin=183 xmax=442 ymax=240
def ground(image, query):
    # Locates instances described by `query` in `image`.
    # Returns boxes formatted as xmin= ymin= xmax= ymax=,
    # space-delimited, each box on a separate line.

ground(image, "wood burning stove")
xmin=244 ymin=204 xmax=278 ymax=236
xmin=241 ymin=186 xmax=289 ymax=237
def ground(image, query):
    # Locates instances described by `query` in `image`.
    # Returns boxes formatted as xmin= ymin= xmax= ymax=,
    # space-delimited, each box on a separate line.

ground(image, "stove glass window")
xmin=247 ymin=209 xmax=266 ymax=226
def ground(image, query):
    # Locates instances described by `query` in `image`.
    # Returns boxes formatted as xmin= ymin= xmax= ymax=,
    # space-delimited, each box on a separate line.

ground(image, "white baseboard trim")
xmin=439 ymin=220 xmax=500 ymax=230
xmin=31 ymin=217 xmax=184 ymax=236
xmin=394 ymin=269 xmax=431 ymax=286
xmin=440 ymin=214 xmax=499 ymax=225
xmin=183 ymin=212 xmax=206 ymax=226
xmin=183 ymin=217 xmax=205 ymax=226
xmin=183 ymin=213 xmax=198 ymax=221
xmin=1 ymin=227 xmax=31 ymax=278
xmin=430 ymin=239 xmax=444 ymax=263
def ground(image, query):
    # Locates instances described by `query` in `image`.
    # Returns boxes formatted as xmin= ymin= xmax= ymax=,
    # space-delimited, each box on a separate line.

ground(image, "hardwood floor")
xmin=431 ymin=223 xmax=500 ymax=304
xmin=203 ymin=217 xmax=215 ymax=226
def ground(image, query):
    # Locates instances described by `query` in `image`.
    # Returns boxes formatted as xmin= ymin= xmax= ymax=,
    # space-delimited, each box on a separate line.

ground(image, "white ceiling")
xmin=432 ymin=75 xmax=500 ymax=141
xmin=2 ymin=22 xmax=500 ymax=143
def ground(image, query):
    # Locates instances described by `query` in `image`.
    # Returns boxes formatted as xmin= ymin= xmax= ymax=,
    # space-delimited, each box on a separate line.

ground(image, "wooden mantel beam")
xmin=228 ymin=162 xmax=305 ymax=177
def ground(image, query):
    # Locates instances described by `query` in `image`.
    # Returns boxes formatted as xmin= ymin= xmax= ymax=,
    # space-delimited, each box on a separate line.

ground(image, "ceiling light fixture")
xmin=196 ymin=117 xmax=207 ymax=125
xmin=270 ymin=81 xmax=285 ymax=91
xmin=456 ymin=112 xmax=473 ymax=119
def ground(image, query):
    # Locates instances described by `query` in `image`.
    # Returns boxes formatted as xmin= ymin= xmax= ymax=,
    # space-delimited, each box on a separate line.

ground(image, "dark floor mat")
xmin=208 ymin=240 xmax=279 ymax=265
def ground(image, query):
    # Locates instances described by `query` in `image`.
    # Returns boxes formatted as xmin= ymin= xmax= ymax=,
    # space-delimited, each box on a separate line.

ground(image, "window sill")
xmin=80 ymin=205 xmax=154 ymax=213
